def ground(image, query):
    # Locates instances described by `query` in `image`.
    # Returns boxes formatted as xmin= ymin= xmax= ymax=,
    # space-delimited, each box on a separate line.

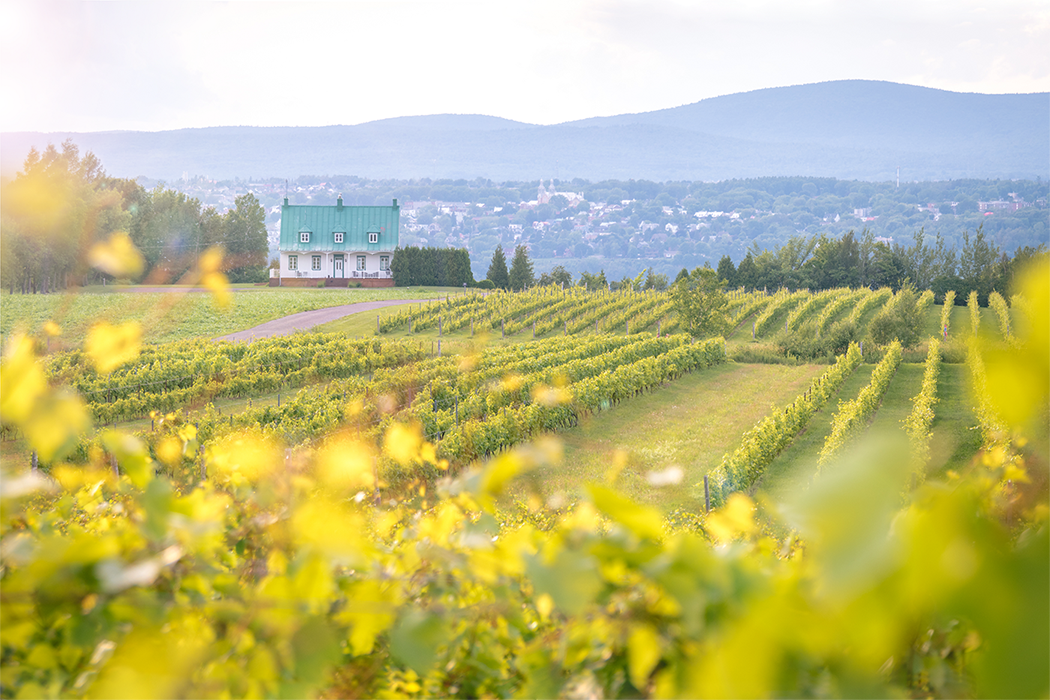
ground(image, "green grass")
xmin=926 ymin=363 xmax=982 ymax=477
xmin=865 ymin=362 xmax=925 ymax=434
xmin=509 ymin=362 xmax=825 ymax=512
xmin=754 ymin=363 xmax=878 ymax=501
xmin=0 ymin=286 xmax=452 ymax=346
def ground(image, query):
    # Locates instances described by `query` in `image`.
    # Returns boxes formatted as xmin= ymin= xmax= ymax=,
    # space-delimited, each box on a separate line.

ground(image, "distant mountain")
xmin=2 ymin=81 xmax=1046 ymax=182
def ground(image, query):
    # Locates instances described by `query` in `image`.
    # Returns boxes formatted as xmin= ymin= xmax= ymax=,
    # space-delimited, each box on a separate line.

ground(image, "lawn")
xmin=0 ymin=286 xmax=454 ymax=346
xmin=926 ymin=363 xmax=982 ymax=477
xmin=509 ymin=361 xmax=825 ymax=512
xmin=753 ymin=362 xmax=878 ymax=501
xmin=864 ymin=363 xmax=925 ymax=437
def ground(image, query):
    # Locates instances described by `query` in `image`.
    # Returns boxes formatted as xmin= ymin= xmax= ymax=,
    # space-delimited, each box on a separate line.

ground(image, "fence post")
xmin=377 ymin=315 xmax=381 ymax=334
xmin=439 ymin=317 xmax=442 ymax=337
xmin=532 ymin=320 xmax=536 ymax=339
xmin=704 ymin=475 xmax=710 ymax=513
xmin=626 ymin=320 xmax=629 ymax=335
xmin=657 ymin=320 xmax=661 ymax=337
xmin=277 ymin=392 xmax=281 ymax=407
xmin=31 ymin=451 xmax=38 ymax=473
xmin=438 ymin=340 xmax=441 ymax=357
xmin=471 ymin=319 xmax=474 ymax=337
xmin=501 ymin=319 xmax=505 ymax=340
xmin=564 ymin=320 xmax=568 ymax=335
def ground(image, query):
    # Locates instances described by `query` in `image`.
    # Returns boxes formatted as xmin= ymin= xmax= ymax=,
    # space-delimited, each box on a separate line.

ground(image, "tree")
xmin=735 ymin=253 xmax=758 ymax=290
xmin=869 ymin=284 xmax=922 ymax=347
xmin=487 ymin=246 xmax=509 ymax=290
xmin=538 ymin=265 xmax=572 ymax=287
xmin=959 ymin=226 xmax=1003 ymax=304
xmin=716 ymin=255 xmax=738 ymax=288
xmin=222 ymin=193 xmax=268 ymax=282
xmin=508 ymin=245 xmax=535 ymax=291
xmin=644 ymin=268 xmax=668 ymax=291
xmin=671 ymin=266 xmax=730 ymax=338
xmin=1 ymin=140 xmax=129 ymax=293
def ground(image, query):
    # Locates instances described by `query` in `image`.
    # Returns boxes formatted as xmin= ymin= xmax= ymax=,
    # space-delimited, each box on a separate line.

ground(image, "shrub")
xmin=776 ymin=319 xmax=859 ymax=362
xmin=869 ymin=286 xmax=922 ymax=347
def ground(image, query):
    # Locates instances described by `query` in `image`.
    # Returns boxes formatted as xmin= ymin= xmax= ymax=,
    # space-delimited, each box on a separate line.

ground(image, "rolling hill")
xmin=2 ymin=80 xmax=1046 ymax=182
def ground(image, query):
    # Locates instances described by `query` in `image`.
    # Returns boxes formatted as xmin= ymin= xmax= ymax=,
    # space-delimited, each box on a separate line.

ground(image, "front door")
xmin=334 ymin=255 xmax=344 ymax=278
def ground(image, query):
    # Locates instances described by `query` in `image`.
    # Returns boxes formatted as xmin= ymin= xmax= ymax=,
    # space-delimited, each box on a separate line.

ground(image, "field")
xmin=0 ymin=285 xmax=990 ymax=497
xmin=0 ymin=285 xmax=454 ymax=346
xmin=1 ymin=280 xmax=1045 ymax=700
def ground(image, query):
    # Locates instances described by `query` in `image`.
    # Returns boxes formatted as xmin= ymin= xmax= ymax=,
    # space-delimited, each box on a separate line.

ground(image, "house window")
xmin=334 ymin=232 xmax=344 ymax=243
xmin=357 ymin=255 xmax=366 ymax=271
xmin=288 ymin=255 xmax=298 ymax=271
xmin=380 ymin=255 xmax=390 ymax=271
xmin=368 ymin=232 xmax=378 ymax=244
xmin=312 ymin=255 xmax=321 ymax=271
xmin=300 ymin=231 xmax=310 ymax=243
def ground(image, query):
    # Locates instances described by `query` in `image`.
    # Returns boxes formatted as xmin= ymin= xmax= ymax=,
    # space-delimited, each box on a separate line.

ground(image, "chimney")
xmin=283 ymin=197 xmax=289 ymax=206
xmin=337 ymin=195 xmax=343 ymax=209
xmin=393 ymin=198 xmax=398 ymax=207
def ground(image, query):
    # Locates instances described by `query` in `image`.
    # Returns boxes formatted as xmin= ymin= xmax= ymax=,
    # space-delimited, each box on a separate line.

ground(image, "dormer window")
xmin=334 ymin=232 xmax=344 ymax=244
xmin=300 ymin=231 xmax=310 ymax=243
xmin=369 ymin=232 xmax=378 ymax=244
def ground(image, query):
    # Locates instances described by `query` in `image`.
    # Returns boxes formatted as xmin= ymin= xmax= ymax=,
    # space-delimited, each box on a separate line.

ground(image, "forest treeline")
xmin=712 ymin=228 xmax=1044 ymax=304
xmin=0 ymin=141 xmax=268 ymax=293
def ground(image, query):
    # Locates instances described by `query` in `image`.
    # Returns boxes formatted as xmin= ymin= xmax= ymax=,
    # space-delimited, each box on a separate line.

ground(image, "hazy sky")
xmin=2 ymin=0 xmax=1048 ymax=133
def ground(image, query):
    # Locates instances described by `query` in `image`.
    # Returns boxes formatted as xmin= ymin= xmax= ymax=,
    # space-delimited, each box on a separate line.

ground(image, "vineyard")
xmin=1 ymin=267 xmax=1047 ymax=699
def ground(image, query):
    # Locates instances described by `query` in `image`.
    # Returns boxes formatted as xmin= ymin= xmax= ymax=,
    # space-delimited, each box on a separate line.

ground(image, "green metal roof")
xmin=280 ymin=197 xmax=399 ymax=252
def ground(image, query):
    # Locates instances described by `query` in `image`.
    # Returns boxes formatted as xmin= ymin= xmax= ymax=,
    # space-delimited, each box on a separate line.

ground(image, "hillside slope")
xmin=3 ymin=81 xmax=1046 ymax=182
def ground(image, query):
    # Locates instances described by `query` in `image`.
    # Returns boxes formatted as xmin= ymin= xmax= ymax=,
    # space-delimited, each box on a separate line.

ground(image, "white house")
xmin=273 ymin=196 xmax=400 ymax=287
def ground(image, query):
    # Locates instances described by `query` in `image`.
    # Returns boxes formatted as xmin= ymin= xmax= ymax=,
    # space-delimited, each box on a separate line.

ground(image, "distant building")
xmin=272 ymin=196 xmax=399 ymax=287
xmin=978 ymin=200 xmax=1029 ymax=213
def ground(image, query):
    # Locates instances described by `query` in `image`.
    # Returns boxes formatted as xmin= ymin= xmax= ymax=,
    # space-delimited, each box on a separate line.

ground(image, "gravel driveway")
xmin=214 ymin=299 xmax=430 ymax=342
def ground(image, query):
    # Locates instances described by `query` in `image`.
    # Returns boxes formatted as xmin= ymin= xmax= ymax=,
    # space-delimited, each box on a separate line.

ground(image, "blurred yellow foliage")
xmin=85 ymin=320 xmax=142 ymax=374
xmin=206 ymin=431 xmax=279 ymax=485
xmin=383 ymin=422 xmax=423 ymax=465
xmin=88 ymin=231 xmax=145 ymax=279
xmin=198 ymin=246 xmax=231 ymax=309
xmin=704 ymin=492 xmax=756 ymax=544
xmin=981 ymin=261 xmax=1049 ymax=431
xmin=0 ymin=334 xmax=47 ymax=425
xmin=317 ymin=435 xmax=375 ymax=490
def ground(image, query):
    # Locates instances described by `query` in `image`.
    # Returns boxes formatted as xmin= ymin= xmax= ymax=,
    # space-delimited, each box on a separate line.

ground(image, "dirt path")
xmin=214 ymin=299 xmax=429 ymax=342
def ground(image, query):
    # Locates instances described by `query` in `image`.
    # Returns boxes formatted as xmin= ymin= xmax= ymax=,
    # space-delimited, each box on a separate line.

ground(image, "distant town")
xmin=143 ymin=174 xmax=1048 ymax=279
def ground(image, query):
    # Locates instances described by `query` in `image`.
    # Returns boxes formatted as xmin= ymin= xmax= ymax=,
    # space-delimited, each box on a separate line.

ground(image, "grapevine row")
xmin=902 ymin=337 xmax=941 ymax=483
xmin=846 ymin=287 xmax=892 ymax=325
xmin=816 ymin=288 xmax=868 ymax=334
xmin=784 ymin=288 xmax=844 ymax=332
xmin=706 ymin=342 xmax=864 ymax=506
xmin=817 ymin=340 xmax=903 ymax=471
xmin=987 ymin=291 xmax=1012 ymax=341
xmin=939 ymin=290 xmax=956 ymax=337
xmin=753 ymin=290 xmax=810 ymax=337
